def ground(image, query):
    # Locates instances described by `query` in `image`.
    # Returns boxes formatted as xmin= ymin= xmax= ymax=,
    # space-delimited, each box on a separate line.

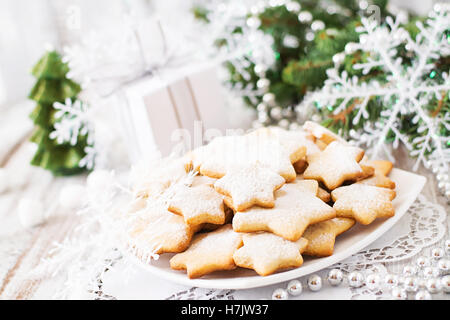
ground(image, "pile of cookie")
xmin=126 ymin=121 xmax=396 ymax=279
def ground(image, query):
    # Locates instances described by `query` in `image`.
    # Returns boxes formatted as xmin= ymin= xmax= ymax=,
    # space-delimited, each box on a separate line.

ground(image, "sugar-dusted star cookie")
xmin=232 ymin=180 xmax=335 ymax=241
xmin=131 ymin=157 xmax=191 ymax=198
xmin=233 ymin=232 xmax=309 ymax=276
xmin=303 ymin=121 xmax=348 ymax=146
xmin=331 ymin=184 xmax=396 ymax=225
xmin=127 ymin=203 xmax=200 ymax=255
xmin=214 ymin=163 xmax=286 ymax=212
xmin=168 ymin=184 xmax=225 ymax=227
xmin=303 ymin=141 xmax=365 ymax=190
xmin=170 ymin=224 xmax=243 ymax=278
xmin=302 ymin=218 xmax=355 ymax=257
xmin=317 ymin=186 xmax=331 ymax=203
xmin=196 ymin=134 xmax=305 ymax=182
xmin=357 ymin=160 xmax=395 ymax=189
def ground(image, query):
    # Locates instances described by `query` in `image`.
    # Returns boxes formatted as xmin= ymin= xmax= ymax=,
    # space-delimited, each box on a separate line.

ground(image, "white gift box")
xmin=119 ymin=61 xmax=255 ymax=164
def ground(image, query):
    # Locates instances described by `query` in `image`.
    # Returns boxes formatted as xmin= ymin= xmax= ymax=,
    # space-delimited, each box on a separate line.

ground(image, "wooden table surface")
xmin=0 ymin=102 xmax=448 ymax=300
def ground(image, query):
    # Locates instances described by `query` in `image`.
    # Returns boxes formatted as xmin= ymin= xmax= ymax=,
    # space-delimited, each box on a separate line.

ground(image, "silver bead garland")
xmin=272 ymin=239 xmax=450 ymax=299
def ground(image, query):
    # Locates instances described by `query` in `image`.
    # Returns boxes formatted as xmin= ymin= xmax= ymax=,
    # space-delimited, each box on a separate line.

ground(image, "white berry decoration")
xmin=441 ymin=275 xmax=450 ymax=293
xmin=415 ymin=290 xmax=432 ymax=300
xmin=391 ymin=288 xmax=408 ymax=300
xmin=425 ymin=278 xmax=442 ymax=294
xmin=365 ymin=273 xmax=381 ymax=291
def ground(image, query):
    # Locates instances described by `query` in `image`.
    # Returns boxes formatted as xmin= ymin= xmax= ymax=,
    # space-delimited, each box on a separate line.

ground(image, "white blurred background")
xmin=0 ymin=0 xmax=438 ymax=110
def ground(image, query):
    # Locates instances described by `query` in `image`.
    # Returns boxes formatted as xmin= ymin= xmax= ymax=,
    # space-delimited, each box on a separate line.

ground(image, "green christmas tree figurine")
xmin=28 ymin=50 xmax=89 ymax=176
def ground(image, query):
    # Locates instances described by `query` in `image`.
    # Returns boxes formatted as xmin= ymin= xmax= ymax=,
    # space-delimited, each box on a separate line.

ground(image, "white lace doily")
xmin=99 ymin=194 xmax=448 ymax=300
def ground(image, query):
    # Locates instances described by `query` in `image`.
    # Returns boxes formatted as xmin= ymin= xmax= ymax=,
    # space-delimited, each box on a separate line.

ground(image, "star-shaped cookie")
xmin=303 ymin=141 xmax=365 ymax=190
xmin=302 ymin=218 xmax=355 ymax=257
xmin=233 ymin=232 xmax=309 ymax=276
xmin=214 ymin=163 xmax=286 ymax=211
xmin=168 ymin=184 xmax=225 ymax=227
xmin=127 ymin=203 xmax=199 ymax=255
xmin=232 ymin=180 xmax=336 ymax=241
xmin=331 ymin=184 xmax=396 ymax=225
xmin=195 ymin=133 xmax=305 ymax=182
xmin=170 ymin=225 xmax=243 ymax=278
xmin=357 ymin=160 xmax=395 ymax=189
xmin=303 ymin=121 xmax=348 ymax=146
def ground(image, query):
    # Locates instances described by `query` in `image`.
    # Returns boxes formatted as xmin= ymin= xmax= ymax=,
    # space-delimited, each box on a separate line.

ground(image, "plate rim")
xmin=126 ymin=168 xmax=427 ymax=289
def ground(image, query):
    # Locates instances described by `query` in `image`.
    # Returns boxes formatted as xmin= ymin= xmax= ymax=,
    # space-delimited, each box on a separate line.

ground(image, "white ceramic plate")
xmin=128 ymin=168 xmax=426 ymax=289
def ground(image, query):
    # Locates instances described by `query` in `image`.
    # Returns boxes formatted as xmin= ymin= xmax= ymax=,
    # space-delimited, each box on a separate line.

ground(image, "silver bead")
xmin=422 ymin=267 xmax=440 ymax=278
xmin=384 ymin=274 xmax=400 ymax=287
xmin=437 ymin=259 xmax=449 ymax=274
xmin=270 ymin=106 xmax=283 ymax=120
xmin=425 ymin=278 xmax=441 ymax=294
xmin=287 ymin=279 xmax=303 ymax=296
xmin=365 ymin=273 xmax=381 ymax=291
xmin=272 ymin=288 xmax=289 ymax=300
xmin=297 ymin=11 xmax=312 ymax=23
xmin=282 ymin=34 xmax=299 ymax=48
xmin=327 ymin=269 xmax=344 ymax=286
xmin=307 ymin=274 xmax=322 ymax=291
xmin=258 ymin=112 xmax=269 ymax=124
xmin=402 ymin=265 xmax=417 ymax=277
xmin=431 ymin=248 xmax=445 ymax=260
xmin=289 ymin=122 xmax=300 ymax=131
xmin=286 ymin=2 xmax=301 ymax=13
xmin=305 ymin=31 xmax=315 ymax=42
xmin=347 ymin=271 xmax=364 ymax=288
xmin=441 ymin=275 xmax=450 ymax=293
xmin=262 ymin=93 xmax=276 ymax=107
xmin=415 ymin=290 xmax=432 ymax=300
xmin=416 ymin=256 xmax=431 ymax=269
xmin=278 ymin=119 xmax=290 ymax=129
xmin=257 ymin=78 xmax=271 ymax=91
xmin=403 ymin=277 xmax=419 ymax=292
xmin=311 ymin=20 xmax=325 ymax=32
xmin=391 ymin=288 xmax=408 ymax=300
xmin=359 ymin=0 xmax=369 ymax=10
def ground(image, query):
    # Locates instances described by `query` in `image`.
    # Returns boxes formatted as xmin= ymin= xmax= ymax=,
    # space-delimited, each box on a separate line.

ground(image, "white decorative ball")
xmin=311 ymin=20 xmax=325 ymax=32
xmin=422 ymin=267 xmax=440 ymax=279
xmin=257 ymin=103 xmax=268 ymax=112
xmin=257 ymin=78 xmax=271 ymax=91
xmin=278 ymin=119 xmax=290 ymax=129
xmin=365 ymin=273 xmax=381 ymax=291
xmin=18 ymin=198 xmax=46 ymax=228
xmin=441 ymin=275 xmax=450 ymax=293
xmin=270 ymin=106 xmax=283 ymax=120
xmin=287 ymin=280 xmax=303 ymax=296
xmin=415 ymin=290 xmax=432 ymax=300
xmin=404 ymin=277 xmax=419 ymax=292
xmin=327 ymin=269 xmax=344 ymax=286
xmin=384 ymin=274 xmax=399 ymax=287
xmin=298 ymin=11 xmax=313 ymax=23
xmin=286 ymin=1 xmax=301 ymax=13
xmin=246 ymin=16 xmax=261 ymax=29
xmin=431 ymin=248 xmax=445 ymax=260
xmin=344 ymin=42 xmax=358 ymax=54
xmin=262 ymin=93 xmax=276 ymax=106
xmin=437 ymin=259 xmax=449 ymax=274
xmin=272 ymin=288 xmax=289 ymax=300
xmin=0 ymin=168 xmax=9 ymax=194
xmin=289 ymin=122 xmax=300 ymax=131
xmin=391 ymin=288 xmax=408 ymax=300
xmin=305 ymin=31 xmax=315 ymax=42
xmin=254 ymin=64 xmax=267 ymax=78
xmin=425 ymin=278 xmax=441 ymax=294
xmin=332 ymin=53 xmax=345 ymax=65
xmin=403 ymin=265 xmax=417 ymax=277
xmin=307 ymin=274 xmax=322 ymax=291
xmin=58 ymin=184 xmax=86 ymax=209
xmin=348 ymin=271 xmax=364 ymax=288
xmin=416 ymin=256 xmax=431 ymax=269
